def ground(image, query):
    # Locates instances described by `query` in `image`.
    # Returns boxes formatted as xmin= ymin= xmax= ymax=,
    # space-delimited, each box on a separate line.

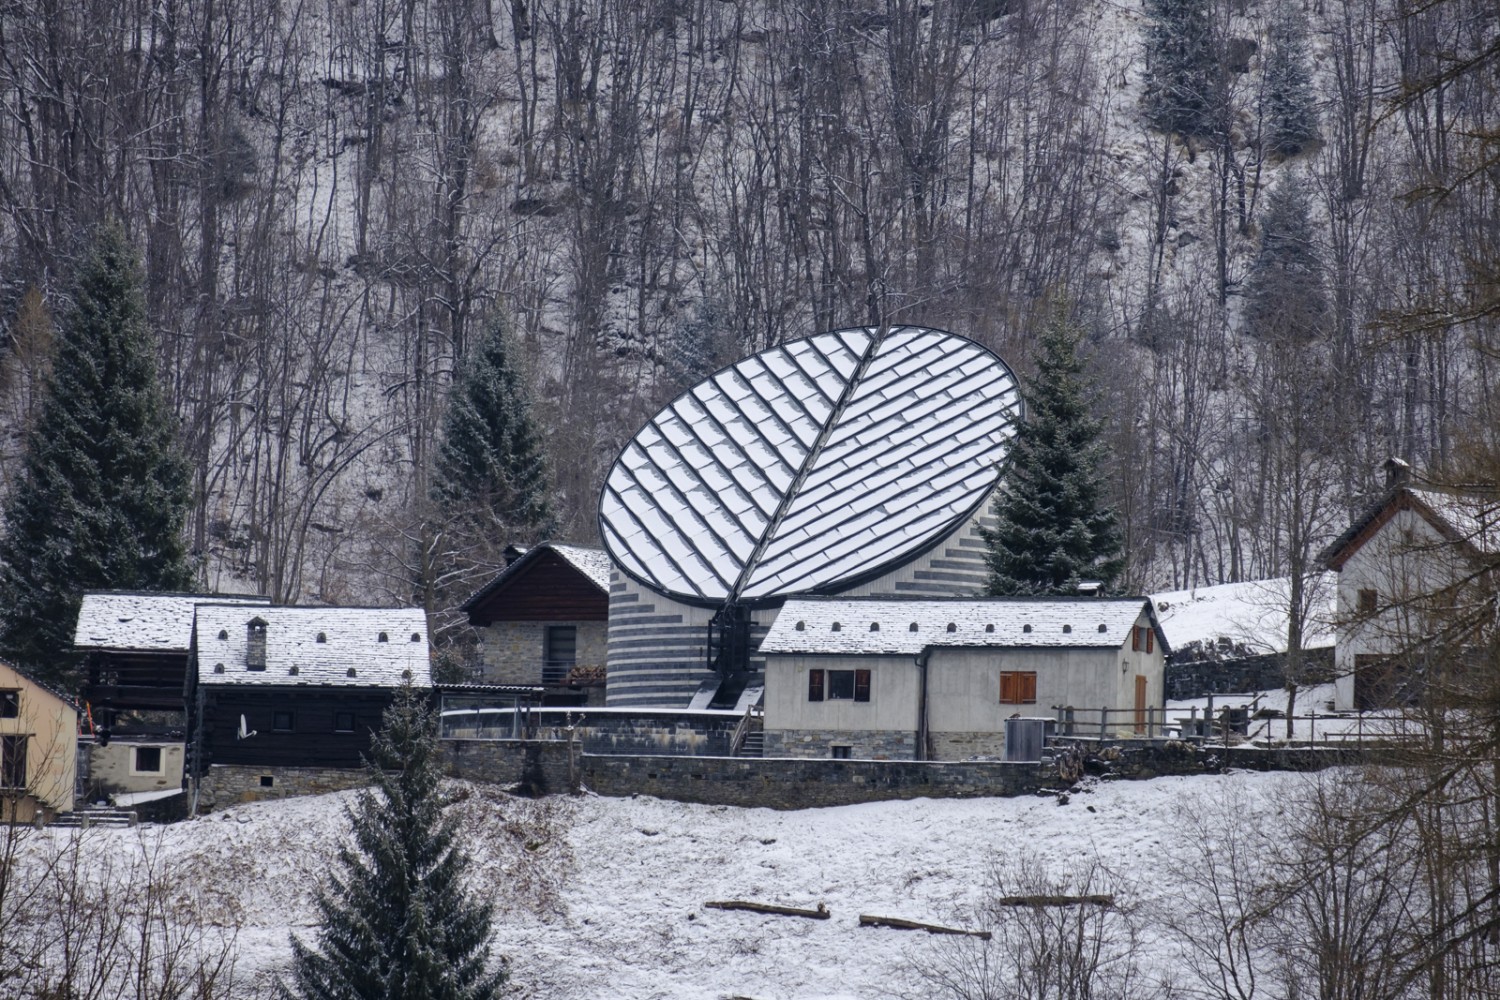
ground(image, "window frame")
xmin=272 ymin=710 xmax=295 ymax=733
xmin=0 ymin=734 xmax=27 ymax=789
xmin=0 ymin=689 xmax=18 ymax=719
xmin=333 ymin=711 xmax=356 ymax=734
xmin=1000 ymin=670 xmax=1038 ymax=705
xmin=808 ymin=668 xmax=871 ymax=703
xmin=131 ymin=746 xmax=164 ymax=775
xmin=1357 ymin=588 xmax=1378 ymax=615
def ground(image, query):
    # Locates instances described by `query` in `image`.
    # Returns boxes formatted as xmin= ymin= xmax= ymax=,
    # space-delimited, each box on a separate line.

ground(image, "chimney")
xmin=1383 ymin=457 xmax=1411 ymax=488
xmin=246 ymin=616 xmax=268 ymax=671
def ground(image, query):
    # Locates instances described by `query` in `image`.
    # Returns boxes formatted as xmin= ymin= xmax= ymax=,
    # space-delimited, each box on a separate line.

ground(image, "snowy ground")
xmin=20 ymin=769 xmax=1317 ymax=999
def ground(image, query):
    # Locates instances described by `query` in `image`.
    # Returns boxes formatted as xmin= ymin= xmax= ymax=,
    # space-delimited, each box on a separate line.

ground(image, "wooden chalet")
xmin=462 ymin=543 xmax=610 ymax=705
xmin=74 ymin=592 xmax=271 ymax=730
xmin=187 ymin=604 xmax=433 ymax=773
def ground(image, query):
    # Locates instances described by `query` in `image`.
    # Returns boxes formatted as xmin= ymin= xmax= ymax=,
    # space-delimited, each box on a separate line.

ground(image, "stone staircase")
xmin=737 ymin=729 xmax=765 ymax=758
xmin=50 ymin=805 xmax=138 ymax=829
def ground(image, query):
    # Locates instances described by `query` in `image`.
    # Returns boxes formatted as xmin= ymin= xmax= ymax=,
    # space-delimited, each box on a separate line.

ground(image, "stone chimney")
xmin=1383 ymin=457 xmax=1411 ymax=488
xmin=246 ymin=616 xmax=268 ymax=671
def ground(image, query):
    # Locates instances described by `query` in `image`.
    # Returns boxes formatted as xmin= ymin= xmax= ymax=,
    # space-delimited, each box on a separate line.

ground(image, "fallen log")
xmin=705 ymin=900 xmax=830 ymax=920
xmin=993 ymin=894 xmax=1115 ymax=908
xmin=858 ymin=914 xmax=992 ymax=941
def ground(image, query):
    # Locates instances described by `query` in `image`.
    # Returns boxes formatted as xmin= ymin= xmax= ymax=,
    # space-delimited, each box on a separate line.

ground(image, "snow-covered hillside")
xmin=16 ymin=771 xmax=1306 ymax=998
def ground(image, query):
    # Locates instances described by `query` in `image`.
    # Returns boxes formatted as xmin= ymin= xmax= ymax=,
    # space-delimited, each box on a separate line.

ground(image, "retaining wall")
xmin=195 ymin=763 xmax=370 ymax=813
xmin=1165 ymin=647 xmax=1336 ymax=700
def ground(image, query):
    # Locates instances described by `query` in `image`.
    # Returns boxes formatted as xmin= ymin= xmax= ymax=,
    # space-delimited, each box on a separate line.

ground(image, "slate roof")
xmin=758 ymin=597 xmax=1160 ymax=656
xmin=75 ymin=592 xmax=272 ymax=652
xmin=459 ymin=542 xmax=612 ymax=614
xmin=599 ymin=326 xmax=1021 ymax=605
xmin=195 ymin=604 xmax=431 ymax=688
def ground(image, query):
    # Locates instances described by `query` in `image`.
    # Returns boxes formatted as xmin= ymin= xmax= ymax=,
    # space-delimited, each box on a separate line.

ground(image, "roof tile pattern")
xmin=75 ymin=592 xmax=271 ymax=652
xmin=760 ymin=598 xmax=1152 ymax=655
xmin=600 ymin=327 xmax=1020 ymax=603
xmin=195 ymin=604 xmax=431 ymax=687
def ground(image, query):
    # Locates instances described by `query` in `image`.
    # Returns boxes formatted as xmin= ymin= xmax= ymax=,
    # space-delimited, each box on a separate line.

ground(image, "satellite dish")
xmin=599 ymin=326 xmax=1020 ymax=605
xmin=237 ymin=714 xmax=257 ymax=740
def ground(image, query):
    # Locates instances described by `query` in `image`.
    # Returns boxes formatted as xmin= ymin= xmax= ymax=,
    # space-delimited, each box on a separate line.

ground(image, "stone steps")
xmin=738 ymin=731 xmax=765 ymax=758
xmin=50 ymin=806 xmax=138 ymax=829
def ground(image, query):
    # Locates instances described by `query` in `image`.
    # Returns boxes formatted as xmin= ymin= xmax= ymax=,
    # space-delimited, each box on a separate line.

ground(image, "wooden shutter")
xmin=808 ymin=669 xmax=824 ymax=702
xmin=1131 ymin=627 xmax=1141 ymax=652
xmin=854 ymin=669 xmax=871 ymax=702
xmin=1020 ymin=672 xmax=1037 ymax=704
xmin=1146 ymin=628 xmax=1153 ymax=654
xmin=1001 ymin=671 xmax=1037 ymax=705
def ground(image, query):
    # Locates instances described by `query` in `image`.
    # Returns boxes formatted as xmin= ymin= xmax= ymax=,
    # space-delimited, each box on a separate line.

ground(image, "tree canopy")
xmin=0 ymin=222 xmax=193 ymax=688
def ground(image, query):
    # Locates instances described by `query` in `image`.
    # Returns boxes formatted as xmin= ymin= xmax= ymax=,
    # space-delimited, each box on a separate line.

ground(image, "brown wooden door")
xmin=1134 ymin=675 xmax=1148 ymax=733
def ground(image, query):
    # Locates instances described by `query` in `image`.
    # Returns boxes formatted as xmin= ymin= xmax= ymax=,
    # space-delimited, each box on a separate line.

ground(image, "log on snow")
xmin=993 ymin=894 xmax=1115 ymax=908
xmin=705 ymin=900 xmax=831 ymax=920
xmin=858 ymin=914 xmax=992 ymax=941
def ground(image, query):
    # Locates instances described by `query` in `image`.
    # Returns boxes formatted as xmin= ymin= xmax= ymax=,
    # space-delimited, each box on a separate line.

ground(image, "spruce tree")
xmin=1141 ymin=0 xmax=1222 ymax=140
xmin=281 ymin=686 xmax=505 ymax=1000
xmin=429 ymin=315 xmax=553 ymax=605
xmin=0 ymin=223 xmax=193 ymax=688
xmin=981 ymin=308 xmax=1123 ymax=596
xmin=1261 ymin=6 xmax=1321 ymax=159
xmin=1243 ymin=171 xmax=1327 ymax=342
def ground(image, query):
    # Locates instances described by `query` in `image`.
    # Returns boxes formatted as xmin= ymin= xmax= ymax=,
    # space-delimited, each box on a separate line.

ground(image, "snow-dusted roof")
xmin=1151 ymin=575 xmax=1336 ymax=656
xmin=75 ymin=592 xmax=272 ymax=652
xmin=195 ymin=604 xmax=431 ymax=688
xmin=550 ymin=544 xmax=613 ymax=591
xmin=1322 ymin=483 xmax=1500 ymax=569
xmin=599 ymin=326 xmax=1020 ymax=605
xmin=1410 ymin=488 xmax=1499 ymax=553
xmin=759 ymin=598 xmax=1154 ymax=656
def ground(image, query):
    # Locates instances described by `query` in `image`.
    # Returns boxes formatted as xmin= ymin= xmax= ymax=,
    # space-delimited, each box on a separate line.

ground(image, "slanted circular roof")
xmin=599 ymin=326 xmax=1021 ymax=605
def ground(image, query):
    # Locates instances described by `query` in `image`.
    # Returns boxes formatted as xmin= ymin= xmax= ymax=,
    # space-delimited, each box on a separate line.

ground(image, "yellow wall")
xmin=0 ymin=661 xmax=77 ymax=821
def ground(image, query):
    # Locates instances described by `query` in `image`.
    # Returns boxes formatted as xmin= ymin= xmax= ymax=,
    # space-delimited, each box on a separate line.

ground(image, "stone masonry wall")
xmin=441 ymin=739 xmax=576 ymax=795
xmin=764 ymin=728 xmax=918 ymax=760
xmin=929 ymin=731 xmax=1008 ymax=760
xmin=477 ymin=620 xmax=607 ymax=686
xmin=195 ymin=764 xmax=370 ymax=813
xmin=1165 ymin=647 xmax=1335 ymax=701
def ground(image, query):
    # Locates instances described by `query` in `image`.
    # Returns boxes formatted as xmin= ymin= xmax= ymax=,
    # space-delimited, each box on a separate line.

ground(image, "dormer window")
xmin=1023 ymin=624 xmax=1033 ymax=634
xmin=984 ymin=624 xmax=994 ymax=633
xmin=1098 ymin=624 xmax=1107 ymax=632
xmin=909 ymin=623 xmax=919 ymax=632
xmin=213 ymin=663 xmax=225 ymax=674
xmin=247 ymin=617 xmax=268 ymax=671
xmin=377 ymin=632 xmax=388 ymax=643
xmin=831 ymin=622 xmax=841 ymax=632
xmin=289 ymin=665 xmax=299 ymax=676
xmin=316 ymin=632 xmax=327 ymax=643
xmin=217 ymin=629 xmax=229 ymax=641
xmin=795 ymin=621 xmax=805 ymax=631
xmin=346 ymin=667 xmax=357 ymax=677
xmin=946 ymin=623 xmax=957 ymax=633
xmin=1063 ymin=624 xmax=1072 ymax=634
xmin=870 ymin=622 xmax=879 ymax=632
xmin=410 ymin=632 xmax=421 ymax=642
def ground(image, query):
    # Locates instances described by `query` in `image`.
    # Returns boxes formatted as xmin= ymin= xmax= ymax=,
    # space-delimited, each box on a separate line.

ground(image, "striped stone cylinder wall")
xmin=604 ymin=508 xmax=997 ymax=707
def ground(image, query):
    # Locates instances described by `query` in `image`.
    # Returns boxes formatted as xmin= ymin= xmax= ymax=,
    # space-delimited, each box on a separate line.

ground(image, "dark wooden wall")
xmin=197 ymin=687 xmax=399 ymax=769
xmin=467 ymin=550 xmax=607 ymax=625
xmin=84 ymin=650 xmax=191 ymax=714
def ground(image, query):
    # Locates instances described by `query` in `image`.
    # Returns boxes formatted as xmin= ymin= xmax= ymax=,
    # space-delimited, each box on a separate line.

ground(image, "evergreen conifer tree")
xmin=981 ymin=309 xmax=1123 ymax=596
xmin=1261 ymin=6 xmax=1321 ymax=158
xmin=0 ymin=223 xmax=193 ymax=688
xmin=280 ymin=685 xmax=505 ymax=1000
xmin=428 ymin=315 xmax=553 ymax=606
xmin=1243 ymin=172 xmax=1327 ymax=341
xmin=1141 ymin=0 xmax=1222 ymax=140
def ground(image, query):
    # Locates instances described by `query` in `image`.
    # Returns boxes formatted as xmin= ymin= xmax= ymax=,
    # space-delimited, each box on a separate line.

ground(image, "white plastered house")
xmin=1320 ymin=464 xmax=1499 ymax=712
xmin=758 ymin=597 xmax=1167 ymax=760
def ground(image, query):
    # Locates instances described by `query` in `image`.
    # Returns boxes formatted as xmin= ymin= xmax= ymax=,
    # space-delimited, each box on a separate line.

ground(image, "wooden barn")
xmin=462 ymin=542 xmax=610 ymax=705
xmin=187 ymin=604 xmax=432 ymax=781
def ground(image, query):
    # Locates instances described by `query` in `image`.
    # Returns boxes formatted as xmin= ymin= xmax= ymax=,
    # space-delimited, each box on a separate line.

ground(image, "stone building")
xmin=598 ymin=326 xmax=1021 ymax=709
xmin=462 ymin=542 xmax=610 ymax=705
xmin=1320 ymin=461 xmax=1499 ymax=711
xmin=758 ymin=597 xmax=1167 ymax=760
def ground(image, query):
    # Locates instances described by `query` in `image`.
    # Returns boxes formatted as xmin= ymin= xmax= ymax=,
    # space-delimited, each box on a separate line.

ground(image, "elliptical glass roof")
xmin=599 ymin=326 xmax=1021 ymax=604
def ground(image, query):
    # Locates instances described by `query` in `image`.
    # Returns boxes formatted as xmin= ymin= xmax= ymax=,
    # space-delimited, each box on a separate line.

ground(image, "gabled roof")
xmin=1320 ymin=485 xmax=1500 ymax=570
xmin=460 ymin=542 xmax=612 ymax=616
xmin=75 ymin=591 xmax=272 ymax=653
xmin=195 ymin=604 xmax=431 ymax=688
xmin=759 ymin=597 xmax=1163 ymax=656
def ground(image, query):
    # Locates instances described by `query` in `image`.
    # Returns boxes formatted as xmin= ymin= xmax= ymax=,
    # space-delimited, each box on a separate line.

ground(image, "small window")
xmin=1098 ymin=624 xmax=1108 ymax=633
xmin=347 ymin=667 xmax=357 ymax=677
xmin=217 ymin=629 xmax=229 ymax=640
xmin=795 ymin=621 xmax=806 ymax=631
xmin=1132 ymin=626 xmax=1154 ymax=653
xmin=288 ymin=665 xmax=299 ymax=675
xmin=824 ymin=670 xmax=871 ymax=702
xmin=213 ymin=663 xmax=225 ymax=674
xmin=985 ymin=624 xmax=994 ymax=633
xmin=410 ymin=632 xmax=421 ymax=642
xmin=334 ymin=712 xmax=355 ymax=733
xmin=909 ymin=623 xmax=919 ymax=632
xmin=946 ymin=623 xmax=957 ymax=633
xmin=808 ymin=669 xmax=824 ymax=702
xmin=1 ymin=734 xmax=27 ymax=789
xmin=273 ymin=711 xmax=294 ymax=732
xmin=1357 ymin=589 xmax=1378 ymax=615
xmin=1023 ymin=623 xmax=1032 ymax=634
xmin=1000 ymin=671 xmax=1038 ymax=705
xmin=831 ymin=622 xmax=841 ymax=632
xmin=0 ymin=690 xmax=18 ymax=719
xmin=870 ymin=622 xmax=879 ymax=632
xmin=831 ymin=745 xmax=852 ymax=760
xmin=316 ymin=632 xmax=327 ymax=643
xmin=133 ymin=746 xmax=163 ymax=774
xmin=259 ymin=775 xmax=274 ymax=788
xmin=378 ymin=632 xmax=388 ymax=643
xmin=1062 ymin=624 xmax=1072 ymax=634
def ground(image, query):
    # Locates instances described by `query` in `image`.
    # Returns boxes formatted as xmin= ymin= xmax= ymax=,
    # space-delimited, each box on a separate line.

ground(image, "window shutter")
xmin=1021 ymin=672 xmax=1037 ymax=703
xmin=1146 ymin=628 xmax=1154 ymax=654
xmin=808 ymin=669 xmax=824 ymax=702
xmin=1000 ymin=672 xmax=1016 ymax=703
xmin=854 ymin=669 xmax=871 ymax=702
xmin=1132 ymin=627 xmax=1141 ymax=652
